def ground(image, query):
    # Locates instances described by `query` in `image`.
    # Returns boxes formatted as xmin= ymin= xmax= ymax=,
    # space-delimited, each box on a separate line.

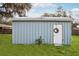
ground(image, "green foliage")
xmin=35 ymin=36 xmax=43 ymax=45
xmin=0 ymin=3 xmax=32 ymax=17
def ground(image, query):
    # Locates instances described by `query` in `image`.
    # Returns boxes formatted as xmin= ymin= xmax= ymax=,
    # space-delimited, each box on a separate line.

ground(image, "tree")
xmin=67 ymin=11 xmax=73 ymax=18
xmin=56 ymin=6 xmax=67 ymax=17
xmin=42 ymin=6 xmax=67 ymax=17
xmin=0 ymin=3 xmax=32 ymax=17
xmin=0 ymin=3 xmax=32 ymax=24
xmin=42 ymin=13 xmax=50 ymax=17
xmin=63 ymin=11 xmax=67 ymax=17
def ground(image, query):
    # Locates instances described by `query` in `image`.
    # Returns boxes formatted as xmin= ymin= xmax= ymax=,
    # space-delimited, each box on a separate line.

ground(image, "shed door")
xmin=53 ymin=24 xmax=63 ymax=46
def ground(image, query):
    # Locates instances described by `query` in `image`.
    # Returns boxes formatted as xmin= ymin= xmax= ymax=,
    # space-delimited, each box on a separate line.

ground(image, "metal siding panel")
xmin=27 ymin=23 xmax=29 ymax=43
xmin=27 ymin=22 xmax=29 ymax=44
xmin=33 ymin=22 xmax=38 ymax=43
xmin=46 ymin=22 xmax=50 ymax=44
xmin=18 ymin=22 xmax=22 ymax=44
xmin=27 ymin=22 xmax=30 ymax=44
xmin=22 ymin=22 xmax=26 ymax=44
xmin=61 ymin=22 xmax=65 ymax=44
xmin=36 ymin=22 xmax=39 ymax=42
xmin=50 ymin=22 xmax=53 ymax=44
xmin=30 ymin=22 xmax=52 ymax=44
xmin=20 ymin=22 xmax=23 ymax=44
xmin=21 ymin=23 xmax=25 ymax=43
xmin=44 ymin=22 xmax=48 ymax=44
xmin=51 ymin=22 xmax=53 ymax=44
xmin=48 ymin=22 xmax=51 ymax=44
xmin=29 ymin=22 xmax=33 ymax=44
xmin=34 ymin=22 xmax=48 ymax=44
xmin=31 ymin=22 xmax=33 ymax=43
xmin=64 ymin=22 xmax=68 ymax=44
xmin=15 ymin=22 xmax=26 ymax=44
xmin=47 ymin=22 xmax=51 ymax=44
xmin=12 ymin=23 xmax=14 ymax=44
xmin=12 ymin=21 xmax=71 ymax=44
xmin=15 ymin=22 xmax=18 ymax=44
xmin=28 ymin=22 xmax=32 ymax=44
xmin=17 ymin=23 xmax=19 ymax=43
xmin=46 ymin=22 xmax=49 ymax=43
xmin=62 ymin=22 xmax=64 ymax=44
xmin=21 ymin=23 xmax=23 ymax=43
xmin=70 ymin=22 xmax=72 ymax=44
xmin=44 ymin=22 xmax=47 ymax=43
xmin=67 ymin=22 xmax=71 ymax=44
xmin=23 ymin=22 xmax=26 ymax=44
xmin=18 ymin=23 xmax=20 ymax=44
xmin=43 ymin=22 xmax=46 ymax=43
xmin=31 ymin=22 xmax=35 ymax=43
xmin=38 ymin=22 xmax=41 ymax=38
xmin=16 ymin=22 xmax=20 ymax=44
xmin=62 ymin=22 xmax=65 ymax=44
xmin=24 ymin=22 xmax=27 ymax=44
xmin=63 ymin=22 xmax=66 ymax=44
xmin=67 ymin=22 xmax=69 ymax=44
xmin=12 ymin=22 xmax=16 ymax=44
xmin=14 ymin=23 xmax=17 ymax=44
xmin=25 ymin=22 xmax=27 ymax=43
xmin=41 ymin=22 xmax=44 ymax=43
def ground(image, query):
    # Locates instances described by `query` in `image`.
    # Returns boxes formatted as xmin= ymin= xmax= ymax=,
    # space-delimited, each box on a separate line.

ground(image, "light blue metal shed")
xmin=12 ymin=17 xmax=72 ymax=46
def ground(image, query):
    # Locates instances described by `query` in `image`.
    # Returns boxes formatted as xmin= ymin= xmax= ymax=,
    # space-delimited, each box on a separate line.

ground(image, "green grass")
xmin=0 ymin=34 xmax=79 ymax=56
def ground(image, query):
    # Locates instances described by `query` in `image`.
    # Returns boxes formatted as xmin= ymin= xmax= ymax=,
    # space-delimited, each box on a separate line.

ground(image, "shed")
xmin=12 ymin=17 xmax=72 ymax=46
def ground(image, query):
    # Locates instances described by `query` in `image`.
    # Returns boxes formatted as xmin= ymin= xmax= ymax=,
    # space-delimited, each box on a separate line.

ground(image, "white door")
xmin=53 ymin=24 xmax=63 ymax=46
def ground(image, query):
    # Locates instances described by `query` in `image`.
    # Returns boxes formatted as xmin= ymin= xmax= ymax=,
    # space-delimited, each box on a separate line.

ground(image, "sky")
xmin=27 ymin=3 xmax=79 ymax=22
xmin=0 ymin=3 xmax=79 ymax=22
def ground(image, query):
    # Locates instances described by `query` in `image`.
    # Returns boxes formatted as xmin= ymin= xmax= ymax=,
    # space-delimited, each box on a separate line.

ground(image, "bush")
xmin=35 ymin=36 xmax=43 ymax=45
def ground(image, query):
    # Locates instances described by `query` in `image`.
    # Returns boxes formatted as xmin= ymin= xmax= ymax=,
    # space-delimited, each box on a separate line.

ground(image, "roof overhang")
xmin=12 ymin=17 xmax=73 ymax=22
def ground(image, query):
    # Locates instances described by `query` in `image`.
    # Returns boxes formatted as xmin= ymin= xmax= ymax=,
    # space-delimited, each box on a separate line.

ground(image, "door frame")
xmin=53 ymin=24 xmax=63 ymax=46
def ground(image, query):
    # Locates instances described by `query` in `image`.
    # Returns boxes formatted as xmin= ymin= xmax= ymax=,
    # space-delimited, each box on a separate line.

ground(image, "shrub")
xmin=35 ymin=36 xmax=43 ymax=45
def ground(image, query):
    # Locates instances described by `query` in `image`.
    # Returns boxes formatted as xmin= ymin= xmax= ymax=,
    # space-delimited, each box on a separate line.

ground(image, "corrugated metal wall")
xmin=12 ymin=22 xmax=71 ymax=45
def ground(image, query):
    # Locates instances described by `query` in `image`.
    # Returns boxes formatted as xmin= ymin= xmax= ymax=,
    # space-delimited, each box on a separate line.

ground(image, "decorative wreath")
xmin=53 ymin=28 xmax=59 ymax=33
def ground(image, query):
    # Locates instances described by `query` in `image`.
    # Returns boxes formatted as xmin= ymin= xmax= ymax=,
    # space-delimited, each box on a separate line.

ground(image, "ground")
xmin=0 ymin=34 xmax=79 ymax=56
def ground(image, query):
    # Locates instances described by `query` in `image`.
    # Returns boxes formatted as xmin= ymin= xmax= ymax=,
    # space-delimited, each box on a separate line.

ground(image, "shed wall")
xmin=12 ymin=22 xmax=71 ymax=44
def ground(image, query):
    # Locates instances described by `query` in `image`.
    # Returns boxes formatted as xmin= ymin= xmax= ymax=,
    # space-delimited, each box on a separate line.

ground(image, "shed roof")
xmin=13 ymin=17 xmax=73 ymax=22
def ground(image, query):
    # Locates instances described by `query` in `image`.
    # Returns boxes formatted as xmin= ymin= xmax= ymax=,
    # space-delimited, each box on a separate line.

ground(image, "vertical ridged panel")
xmin=12 ymin=21 xmax=71 ymax=45
xmin=67 ymin=22 xmax=71 ymax=44
xmin=63 ymin=22 xmax=68 ymax=44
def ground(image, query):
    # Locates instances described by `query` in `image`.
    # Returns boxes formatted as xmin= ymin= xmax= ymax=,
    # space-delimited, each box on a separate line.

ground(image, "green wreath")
xmin=53 ymin=28 xmax=59 ymax=33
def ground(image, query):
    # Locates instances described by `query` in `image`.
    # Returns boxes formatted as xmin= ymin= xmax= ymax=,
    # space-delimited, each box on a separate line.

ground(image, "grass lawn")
xmin=0 ymin=34 xmax=79 ymax=56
